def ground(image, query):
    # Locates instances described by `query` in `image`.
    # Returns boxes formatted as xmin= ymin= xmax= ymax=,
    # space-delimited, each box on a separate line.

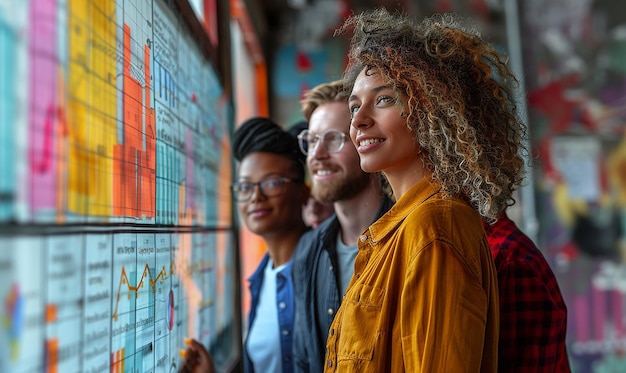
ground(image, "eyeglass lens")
xmin=298 ymin=130 xmax=345 ymax=155
xmin=232 ymin=177 xmax=288 ymax=201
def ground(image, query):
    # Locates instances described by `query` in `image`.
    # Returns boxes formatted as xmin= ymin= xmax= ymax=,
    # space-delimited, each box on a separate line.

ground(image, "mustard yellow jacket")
xmin=324 ymin=179 xmax=499 ymax=372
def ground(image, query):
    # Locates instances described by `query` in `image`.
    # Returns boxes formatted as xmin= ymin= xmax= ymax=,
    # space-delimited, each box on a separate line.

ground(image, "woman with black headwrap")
xmin=232 ymin=117 xmax=310 ymax=373
xmin=181 ymin=117 xmax=310 ymax=373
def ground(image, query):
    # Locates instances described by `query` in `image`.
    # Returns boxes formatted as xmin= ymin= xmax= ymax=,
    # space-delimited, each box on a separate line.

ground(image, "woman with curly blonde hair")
xmin=322 ymin=8 xmax=528 ymax=373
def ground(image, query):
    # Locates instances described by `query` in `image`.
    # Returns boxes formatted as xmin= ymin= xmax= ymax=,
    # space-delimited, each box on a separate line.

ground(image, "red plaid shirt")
xmin=484 ymin=212 xmax=571 ymax=372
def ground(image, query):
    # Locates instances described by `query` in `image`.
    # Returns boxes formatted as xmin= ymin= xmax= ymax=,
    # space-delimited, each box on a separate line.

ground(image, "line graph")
xmin=1 ymin=0 xmax=238 ymax=369
xmin=112 ymin=263 xmax=175 ymax=321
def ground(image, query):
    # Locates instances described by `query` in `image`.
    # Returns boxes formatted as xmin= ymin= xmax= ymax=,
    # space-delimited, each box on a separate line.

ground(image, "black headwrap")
xmin=233 ymin=117 xmax=306 ymax=179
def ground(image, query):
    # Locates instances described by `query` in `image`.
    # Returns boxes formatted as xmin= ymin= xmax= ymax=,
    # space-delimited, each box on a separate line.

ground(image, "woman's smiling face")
xmin=348 ymin=68 xmax=422 ymax=179
xmin=236 ymin=152 xmax=306 ymax=237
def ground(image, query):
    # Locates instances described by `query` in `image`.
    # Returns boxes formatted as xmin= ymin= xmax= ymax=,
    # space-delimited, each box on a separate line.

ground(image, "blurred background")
xmin=238 ymin=0 xmax=626 ymax=371
xmin=1 ymin=0 xmax=625 ymax=372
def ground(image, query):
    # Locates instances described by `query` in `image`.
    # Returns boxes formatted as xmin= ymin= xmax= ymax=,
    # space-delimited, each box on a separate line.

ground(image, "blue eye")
xmin=377 ymin=95 xmax=394 ymax=105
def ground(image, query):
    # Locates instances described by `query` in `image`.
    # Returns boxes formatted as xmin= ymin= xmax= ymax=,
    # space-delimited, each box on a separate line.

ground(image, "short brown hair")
xmin=300 ymin=80 xmax=349 ymax=121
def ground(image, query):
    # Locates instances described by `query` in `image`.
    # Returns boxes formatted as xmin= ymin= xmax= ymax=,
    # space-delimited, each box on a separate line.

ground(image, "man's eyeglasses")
xmin=297 ymin=129 xmax=346 ymax=155
xmin=231 ymin=176 xmax=302 ymax=202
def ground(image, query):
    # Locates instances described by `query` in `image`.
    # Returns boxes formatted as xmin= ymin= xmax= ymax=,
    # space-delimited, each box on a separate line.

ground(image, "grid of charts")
xmin=0 ymin=0 xmax=238 ymax=372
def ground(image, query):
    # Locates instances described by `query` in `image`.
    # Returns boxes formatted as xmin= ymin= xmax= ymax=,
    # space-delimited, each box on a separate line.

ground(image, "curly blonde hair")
xmin=337 ymin=9 xmax=527 ymax=221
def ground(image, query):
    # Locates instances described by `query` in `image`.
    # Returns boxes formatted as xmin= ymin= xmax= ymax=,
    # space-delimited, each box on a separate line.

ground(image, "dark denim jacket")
xmin=244 ymin=254 xmax=295 ymax=373
xmin=292 ymin=197 xmax=393 ymax=373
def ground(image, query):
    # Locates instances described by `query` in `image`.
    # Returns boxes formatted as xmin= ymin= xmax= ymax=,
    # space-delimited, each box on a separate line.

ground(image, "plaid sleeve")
xmin=497 ymin=255 xmax=569 ymax=371
xmin=486 ymin=215 xmax=571 ymax=372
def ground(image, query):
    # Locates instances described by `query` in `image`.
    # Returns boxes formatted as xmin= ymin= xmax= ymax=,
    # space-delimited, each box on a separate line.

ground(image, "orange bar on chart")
xmin=46 ymin=339 xmax=58 ymax=373
xmin=111 ymin=348 xmax=125 ymax=373
xmin=45 ymin=304 xmax=57 ymax=323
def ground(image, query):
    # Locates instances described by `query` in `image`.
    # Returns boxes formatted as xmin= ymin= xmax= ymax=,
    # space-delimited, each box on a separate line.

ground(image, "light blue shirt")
xmin=245 ymin=255 xmax=295 ymax=373
xmin=336 ymin=235 xmax=358 ymax=296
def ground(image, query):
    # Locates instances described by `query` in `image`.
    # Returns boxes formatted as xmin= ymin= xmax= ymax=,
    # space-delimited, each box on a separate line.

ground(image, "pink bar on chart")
xmin=591 ymin=284 xmax=606 ymax=342
xmin=612 ymin=290 xmax=624 ymax=340
xmin=574 ymin=294 xmax=590 ymax=343
xmin=29 ymin=0 xmax=58 ymax=212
